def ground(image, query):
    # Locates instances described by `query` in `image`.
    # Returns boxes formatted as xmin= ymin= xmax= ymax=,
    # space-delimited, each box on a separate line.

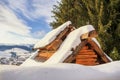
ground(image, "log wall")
xmin=35 ymin=50 xmax=55 ymax=62
xmin=75 ymin=45 xmax=99 ymax=66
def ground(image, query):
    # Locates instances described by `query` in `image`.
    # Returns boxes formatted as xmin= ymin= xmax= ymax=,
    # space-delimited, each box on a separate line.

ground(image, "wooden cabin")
xmin=35 ymin=25 xmax=75 ymax=62
xmin=32 ymin=24 xmax=111 ymax=66
xmin=64 ymin=30 xmax=111 ymax=66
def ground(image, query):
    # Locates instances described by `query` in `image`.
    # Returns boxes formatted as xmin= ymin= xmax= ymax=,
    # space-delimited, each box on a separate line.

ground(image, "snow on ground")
xmin=33 ymin=21 xmax=72 ymax=49
xmin=0 ymin=61 xmax=120 ymax=80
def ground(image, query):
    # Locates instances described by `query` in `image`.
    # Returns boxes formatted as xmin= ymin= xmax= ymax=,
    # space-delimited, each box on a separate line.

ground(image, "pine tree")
xmin=108 ymin=0 xmax=120 ymax=53
xmin=109 ymin=47 xmax=120 ymax=60
xmin=51 ymin=0 xmax=88 ymax=28
xmin=50 ymin=0 xmax=120 ymax=58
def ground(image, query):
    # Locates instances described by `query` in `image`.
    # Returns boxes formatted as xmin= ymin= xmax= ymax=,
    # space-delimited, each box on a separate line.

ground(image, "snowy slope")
xmin=0 ymin=61 xmax=120 ymax=80
xmin=33 ymin=21 xmax=72 ymax=49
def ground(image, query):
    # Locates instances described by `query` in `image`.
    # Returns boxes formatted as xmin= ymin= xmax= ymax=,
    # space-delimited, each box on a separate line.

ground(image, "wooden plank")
xmin=79 ymin=50 xmax=95 ymax=53
xmin=37 ymin=50 xmax=55 ymax=60
xmin=35 ymin=56 xmax=47 ymax=62
xmin=57 ymin=27 xmax=70 ymax=39
xmin=35 ymin=50 xmax=55 ymax=62
xmin=46 ymin=39 xmax=62 ymax=51
xmin=76 ymin=55 xmax=97 ymax=59
xmin=39 ymin=52 xmax=54 ymax=57
xmin=79 ymin=49 xmax=94 ymax=53
xmin=76 ymin=62 xmax=99 ymax=66
xmin=78 ymin=52 xmax=96 ymax=55
xmin=63 ymin=40 xmax=88 ymax=63
xmin=76 ymin=61 xmax=99 ymax=65
xmin=76 ymin=61 xmax=96 ymax=64
xmin=76 ymin=57 xmax=97 ymax=59
xmin=76 ymin=59 xmax=97 ymax=62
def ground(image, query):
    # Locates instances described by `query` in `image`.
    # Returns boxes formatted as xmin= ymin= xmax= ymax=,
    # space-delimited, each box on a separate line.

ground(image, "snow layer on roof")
xmin=0 ymin=61 xmax=120 ymax=80
xmin=45 ymin=25 xmax=95 ymax=64
xmin=33 ymin=21 xmax=72 ymax=49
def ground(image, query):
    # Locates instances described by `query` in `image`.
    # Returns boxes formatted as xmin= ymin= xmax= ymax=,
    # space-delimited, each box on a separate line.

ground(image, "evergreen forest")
xmin=50 ymin=0 xmax=120 ymax=60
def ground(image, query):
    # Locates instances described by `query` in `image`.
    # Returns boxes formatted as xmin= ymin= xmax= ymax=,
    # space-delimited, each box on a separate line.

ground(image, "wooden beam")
xmin=57 ymin=25 xmax=75 ymax=39
xmin=72 ymin=39 xmax=88 ymax=55
xmin=46 ymin=39 xmax=62 ymax=51
xmin=88 ymin=39 xmax=111 ymax=63
xmin=45 ymin=26 xmax=75 ymax=50
xmin=80 ymin=30 xmax=98 ymax=40
xmin=63 ymin=54 xmax=75 ymax=63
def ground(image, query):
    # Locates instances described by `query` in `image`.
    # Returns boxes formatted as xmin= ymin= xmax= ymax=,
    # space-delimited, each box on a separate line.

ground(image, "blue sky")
xmin=0 ymin=0 xmax=60 ymax=39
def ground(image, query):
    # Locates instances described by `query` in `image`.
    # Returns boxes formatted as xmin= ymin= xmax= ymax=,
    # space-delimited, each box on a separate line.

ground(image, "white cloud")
xmin=32 ymin=30 xmax=47 ymax=39
xmin=0 ymin=5 xmax=39 ymax=44
xmin=7 ymin=0 xmax=61 ymax=23
xmin=0 ymin=5 xmax=31 ymax=37
xmin=0 ymin=0 xmax=61 ymax=40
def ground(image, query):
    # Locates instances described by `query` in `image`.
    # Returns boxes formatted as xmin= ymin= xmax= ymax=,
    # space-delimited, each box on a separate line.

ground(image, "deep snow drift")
xmin=0 ymin=61 xmax=120 ymax=80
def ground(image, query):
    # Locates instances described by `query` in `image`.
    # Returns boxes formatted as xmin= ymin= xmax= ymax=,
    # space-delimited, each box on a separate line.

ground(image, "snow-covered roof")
xmin=33 ymin=21 xmax=72 ymax=49
xmin=45 ymin=25 xmax=112 ymax=64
